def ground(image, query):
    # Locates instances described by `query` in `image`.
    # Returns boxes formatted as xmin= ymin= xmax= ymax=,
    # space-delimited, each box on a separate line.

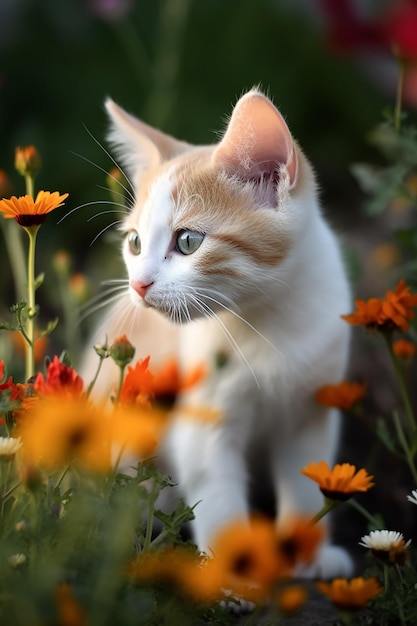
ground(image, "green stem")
xmin=86 ymin=355 xmax=106 ymax=398
xmin=394 ymin=60 xmax=405 ymax=133
xmin=385 ymin=335 xmax=417 ymax=433
xmin=142 ymin=485 xmax=159 ymax=553
xmin=25 ymin=174 xmax=35 ymax=199
xmin=23 ymin=226 xmax=40 ymax=380
xmin=348 ymin=498 xmax=381 ymax=527
xmin=392 ymin=410 xmax=417 ymax=484
xmin=114 ymin=364 xmax=126 ymax=404
xmin=311 ymin=498 xmax=338 ymax=524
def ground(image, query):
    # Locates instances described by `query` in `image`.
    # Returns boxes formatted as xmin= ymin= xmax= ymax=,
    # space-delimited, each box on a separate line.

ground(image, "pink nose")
xmin=131 ymin=281 xmax=154 ymax=299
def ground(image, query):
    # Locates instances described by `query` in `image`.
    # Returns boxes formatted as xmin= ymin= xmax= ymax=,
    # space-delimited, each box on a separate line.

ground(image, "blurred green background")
xmin=0 ymin=0 xmax=399 ymax=363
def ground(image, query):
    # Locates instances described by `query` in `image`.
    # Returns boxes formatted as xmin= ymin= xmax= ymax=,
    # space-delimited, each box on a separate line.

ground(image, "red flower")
xmin=381 ymin=1 xmax=417 ymax=63
xmin=34 ymin=356 xmax=84 ymax=398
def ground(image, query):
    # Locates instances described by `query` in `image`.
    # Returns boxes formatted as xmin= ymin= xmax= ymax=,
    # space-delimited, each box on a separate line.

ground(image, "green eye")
xmin=127 ymin=229 xmax=141 ymax=255
xmin=176 ymin=230 xmax=205 ymax=255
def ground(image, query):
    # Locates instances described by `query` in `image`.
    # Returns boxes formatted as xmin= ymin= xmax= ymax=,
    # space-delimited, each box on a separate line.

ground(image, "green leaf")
xmin=40 ymin=317 xmax=59 ymax=337
xmin=34 ymin=272 xmax=45 ymax=290
xmin=376 ymin=418 xmax=400 ymax=455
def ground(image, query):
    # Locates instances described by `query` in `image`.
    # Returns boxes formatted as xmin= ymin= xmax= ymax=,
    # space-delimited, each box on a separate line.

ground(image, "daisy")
xmin=407 ymin=489 xmax=417 ymax=505
xmin=0 ymin=436 xmax=22 ymax=460
xmin=359 ymin=530 xmax=412 ymax=566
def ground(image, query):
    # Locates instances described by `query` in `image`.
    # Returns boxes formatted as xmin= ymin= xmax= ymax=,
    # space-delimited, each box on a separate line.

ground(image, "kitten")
xmin=82 ymin=89 xmax=352 ymax=578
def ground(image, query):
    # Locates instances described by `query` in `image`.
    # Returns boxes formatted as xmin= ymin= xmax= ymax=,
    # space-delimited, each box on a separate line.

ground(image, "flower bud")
xmin=69 ymin=273 xmax=91 ymax=304
xmin=52 ymin=250 xmax=72 ymax=277
xmin=15 ymin=146 xmax=42 ymax=178
xmin=0 ymin=169 xmax=12 ymax=198
xmin=109 ymin=334 xmax=135 ymax=367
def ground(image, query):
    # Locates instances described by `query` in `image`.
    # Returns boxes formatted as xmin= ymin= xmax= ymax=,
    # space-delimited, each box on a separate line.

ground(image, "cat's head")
xmin=106 ymin=89 xmax=316 ymax=322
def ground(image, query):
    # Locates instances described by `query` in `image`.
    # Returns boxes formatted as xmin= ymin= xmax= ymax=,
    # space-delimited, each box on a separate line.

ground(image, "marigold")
xmin=316 ymin=577 xmax=382 ymax=610
xmin=276 ymin=516 xmax=324 ymax=571
xmin=300 ymin=461 xmax=375 ymax=501
xmin=342 ymin=279 xmax=417 ymax=332
xmin=18 ymin=397 xmax=111 ymax=472
xmin=315 ymin=381 xmax=366 ymax=411
xmin=210 ymin=517 xmax=284 ymax=601
xmin=0 ymin=190 xmax=68 ymax=226
xmin=393 ymin=338 xmax=416 ymax=359
xmin=275 ymin=585 xmax=307 ymax=615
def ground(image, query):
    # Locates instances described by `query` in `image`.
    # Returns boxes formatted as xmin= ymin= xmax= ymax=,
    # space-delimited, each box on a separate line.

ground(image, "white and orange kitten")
xmin=83 ymin=89 xmax=352 ymax=577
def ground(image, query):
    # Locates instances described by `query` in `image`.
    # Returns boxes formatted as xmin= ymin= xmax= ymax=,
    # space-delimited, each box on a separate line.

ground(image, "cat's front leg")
xmin=164 ymin=418 xmax=250 ymax=555
xmin=272 ymin=405 xmax=353 ymax=579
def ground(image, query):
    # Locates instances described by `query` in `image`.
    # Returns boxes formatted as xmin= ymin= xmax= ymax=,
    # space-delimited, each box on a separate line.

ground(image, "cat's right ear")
xmin=105 ymin=99 xmax=190 ymax=177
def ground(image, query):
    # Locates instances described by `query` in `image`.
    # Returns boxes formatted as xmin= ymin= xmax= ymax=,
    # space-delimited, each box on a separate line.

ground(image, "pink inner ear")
xmin=212 ymin=92 xmax=298 ymax=189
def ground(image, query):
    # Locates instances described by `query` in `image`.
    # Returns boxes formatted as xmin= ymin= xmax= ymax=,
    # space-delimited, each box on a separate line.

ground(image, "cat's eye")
xmin=176 ymin=230 xmax=205 ymax=255
xmin=127 ymin=229 xmax=141 ymax=255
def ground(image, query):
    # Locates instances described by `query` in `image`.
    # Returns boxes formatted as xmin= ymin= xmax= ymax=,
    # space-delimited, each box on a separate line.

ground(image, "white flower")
xmin=8 ymin=553 xmax=26 ymax=567
xmin=0 ymin=436 xmax=22 ymax=458
xmin=359 ymin=530 xmax=412 ymax=551
xmin=407 ymin=489 xmax=417 ymax=505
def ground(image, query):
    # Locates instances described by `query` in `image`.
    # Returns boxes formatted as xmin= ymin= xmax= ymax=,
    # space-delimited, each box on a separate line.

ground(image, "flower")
xmin=7 ymin=553 xmax=27 ymax=568
xmin=18 ymin=397 xmax=111 ymax=472
xmin=0 ymin=436 xmax=22 ymax=460
xmin=316 ymin=577 xmax=382 ymax=610
xmin=119 ymin=357 xmax=205 ymax=410
xmin=315 ymin=381 xmax=366 ymax=410
xmin=381 ymin=1 xmax=417 ymax=64
xmin=0 ymin=190 xmax=68 ymax=226
xmin=359 ymin=530 xmax=412 ymax=566
xmin=210 ymin=516 xmax=284 ymax=601
xmin=275 ymin=585 xmax=307 ymax=615
xmin=342 ymin=279 xmax=417 ymax=332
xmin=128 ymin=549 xmax=223 ymax=603
xmin=393 ymin=338 xmax=416 ymax=359
xmin=15 ymin=145 xmax=42 ymax=178
xmin=0 ymin=169 xmax=12 ymax=197
xmin=301 ymin=461 xmax=375 ymax=501
xmin=407 ymin=489 xmax=417 ymax=505
xmin=275 ymin=516 xmax=324 ymax=571
xmin=109 ymin=334 xmax=136 ymax=367
xmin=34 ymin=356 xmax=84 ymax=398
xmin=54 ymin=583 xmax=88 ymax=626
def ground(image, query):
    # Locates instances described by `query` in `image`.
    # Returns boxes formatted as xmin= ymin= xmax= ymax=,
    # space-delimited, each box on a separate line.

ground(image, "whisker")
xmin=87 ymin=210 xmax=128 ymax=221
xmin=79 ymin=289 xmax=128 ymax=323
xmin=58 ymin=200 xmax=129 ymax=224
xmin=90 ymin=220 xmax=124 ymax=246
xmin=78 ymin=125 xmax=136 ymax=203
xmin=186 ymin=292 xmax=261 ymax=388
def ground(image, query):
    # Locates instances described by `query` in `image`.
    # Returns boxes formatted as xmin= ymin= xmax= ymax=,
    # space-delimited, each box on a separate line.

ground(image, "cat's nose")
xmin=131 ymin=281 xmax=154 ymax=299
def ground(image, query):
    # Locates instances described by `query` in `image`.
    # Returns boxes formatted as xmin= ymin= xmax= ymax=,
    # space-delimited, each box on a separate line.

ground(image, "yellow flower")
xmin=301 ymin=461 xmax=375 ymax=501
xmin=0 ymin=190 xmax=68 ymax=226
xmin=316 ymin=577 xmax=382 ymax=610
xmin=18 ymin=397 xmax=111 ymax=473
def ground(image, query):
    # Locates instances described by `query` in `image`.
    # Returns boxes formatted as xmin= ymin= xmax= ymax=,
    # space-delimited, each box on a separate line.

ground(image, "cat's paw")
xmin=298 ymin=544 xmax=353 ymax=579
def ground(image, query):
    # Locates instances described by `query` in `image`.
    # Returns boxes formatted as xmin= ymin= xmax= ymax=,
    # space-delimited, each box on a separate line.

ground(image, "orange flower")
xmin=0 ymin=190 xmax=68 ymax=226
xmin=54 ymin=583 xmax=88 ymax=626
xmin=18 ymin=396 xmax=111 ymax=472
xmin=275 ymin=585 xmax=307 ymax=615
xmin=34 ymin=356 xmax=84 ymax=398
xmin=316 ymin=577 xmax=382 ymax=611
xmin=128 ymin=549 xmax=223 ymax=603
xmin=210 ymin=516 xmax=284 ymax=601
xmin=120 ymin=357 xmax=205 ymax=410
xmin=315 ymin=381 xmax=366 ymax=411
xmin=301 ymin=461 xmax=375 ymax=501
xmin=342 ymin=279 xmax=417 ymax=332
xmin=15 ymin=146 xmax=42 ymax=178
xmin=276 ymin=516 xmax=324 ymax=570
xmin=393 ymin=338 xmax=416 ymax=359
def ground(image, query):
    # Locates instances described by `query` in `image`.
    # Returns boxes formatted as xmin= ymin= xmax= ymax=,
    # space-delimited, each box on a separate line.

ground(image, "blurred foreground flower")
xmin=317 ymin=577 xmax=382 ymax=610
xmin=342 ymin=279 xmax=417 ymax=332
xmin=315 ymin=380 xmax=366 ymax=410
xmin=301 ymin=461 xmax=374 ymax=501
xmin=359 ymin=530 xmax=412 ymax=566
xmin=0 ymin=190 xmax=68 ymax=226
xmin=393 ymin=338 xmax=416 ymax=359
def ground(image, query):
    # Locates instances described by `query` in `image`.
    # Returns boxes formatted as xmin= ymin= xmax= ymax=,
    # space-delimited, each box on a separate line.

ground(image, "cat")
xmin=81 ymin=88 xmax=353 ymax=578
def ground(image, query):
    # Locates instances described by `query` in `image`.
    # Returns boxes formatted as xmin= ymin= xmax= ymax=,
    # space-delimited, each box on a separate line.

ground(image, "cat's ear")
xmin=212 ymin=90 xmax=298 ymax=192
xmin=105 ymin=99 xmax=190 ymax=176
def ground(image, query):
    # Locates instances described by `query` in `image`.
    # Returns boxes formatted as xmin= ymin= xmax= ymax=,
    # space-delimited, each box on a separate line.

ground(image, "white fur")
xmin=82 ymin=90 xmax=352 ymax=579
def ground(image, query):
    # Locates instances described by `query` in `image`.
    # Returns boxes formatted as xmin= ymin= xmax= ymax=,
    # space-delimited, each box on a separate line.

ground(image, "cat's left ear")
xmin=212 ymin=90 xmax=298 ymax=191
